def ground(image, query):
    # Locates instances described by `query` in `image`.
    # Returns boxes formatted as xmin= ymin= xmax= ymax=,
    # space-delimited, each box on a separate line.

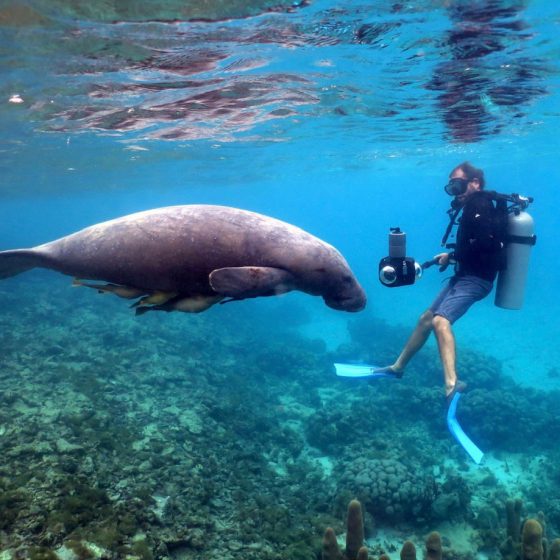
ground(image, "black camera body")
xmin=378 ymin=228 xmax=421 ymax=288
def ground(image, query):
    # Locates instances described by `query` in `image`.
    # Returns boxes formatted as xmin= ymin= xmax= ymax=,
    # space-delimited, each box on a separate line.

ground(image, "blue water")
xmin=1 ymin=1 xmax=560 ymax=558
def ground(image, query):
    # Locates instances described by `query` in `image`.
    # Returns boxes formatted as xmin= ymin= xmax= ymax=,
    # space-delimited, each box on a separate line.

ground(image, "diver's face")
xmin=449 ymin=168 xmax=480 ymax=203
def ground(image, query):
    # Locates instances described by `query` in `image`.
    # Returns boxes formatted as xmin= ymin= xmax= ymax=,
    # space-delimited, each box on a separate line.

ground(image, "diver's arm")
xmin=434 ymin=252 xmax=454 ymax=272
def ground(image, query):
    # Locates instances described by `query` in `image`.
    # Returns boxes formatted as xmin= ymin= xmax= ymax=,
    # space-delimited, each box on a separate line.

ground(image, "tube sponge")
xmin=548 ymin=539 xmax=560 ymax=560
xmin=522 ymin=519 xmax=543 ymax=560
xmin=401 ymin=540 xmax=417 ymax=560
xmin=425 ymin=531 xmax=442 ymax=560
xmin=322 ymin=527 xmax=343 ymax=560
xmin=506 ymin=499 xmax=523 ymax=541
xmin=345 ymin=499 xmax=365 ymax=560
xmin=357 ymin=547 xmax=368 ymax=560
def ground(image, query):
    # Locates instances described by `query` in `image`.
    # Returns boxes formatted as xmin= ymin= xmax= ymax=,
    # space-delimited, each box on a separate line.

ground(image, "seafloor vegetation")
xmin=1 ymin=273 xmax=559 ymax=559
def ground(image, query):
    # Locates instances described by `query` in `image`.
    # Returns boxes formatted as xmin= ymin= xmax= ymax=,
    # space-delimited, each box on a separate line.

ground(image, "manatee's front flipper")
xmin=73 ymin=278 xmax=146 ymax=299
xmin=209 ymin=266 xmax=296 ymax=299
xmin=135 ymin=295 xmax=222 ymax=315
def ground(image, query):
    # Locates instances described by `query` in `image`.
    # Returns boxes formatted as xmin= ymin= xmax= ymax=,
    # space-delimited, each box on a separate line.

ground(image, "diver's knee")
xmin=420 ymin=310 xmax=433 ymax=324
xmin=418 ymin=310 xmax=434 ymax=331
xmin=432 ymin=314 xmax=450 ymax=332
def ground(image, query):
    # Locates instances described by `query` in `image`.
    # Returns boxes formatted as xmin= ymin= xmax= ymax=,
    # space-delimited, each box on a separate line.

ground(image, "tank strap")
xmin=507 ymin=234 xmax=537 ymax=246
xmin=440 ymin=206 xmax=461 ymax=247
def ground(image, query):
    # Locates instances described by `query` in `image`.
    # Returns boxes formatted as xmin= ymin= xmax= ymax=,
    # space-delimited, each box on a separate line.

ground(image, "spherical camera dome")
xmin=379 ymin=265 xmax=397 ymax=285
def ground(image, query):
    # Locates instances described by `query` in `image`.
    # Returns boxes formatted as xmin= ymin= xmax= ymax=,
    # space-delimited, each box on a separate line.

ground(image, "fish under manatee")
xmin=0 ymin=205 xmax=366 ymax=315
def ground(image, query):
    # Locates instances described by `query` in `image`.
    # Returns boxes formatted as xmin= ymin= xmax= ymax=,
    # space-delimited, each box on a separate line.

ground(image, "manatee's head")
xmin=300 ymin=243 xmax=367 ymax=312
xmin=282 ymin=234 xmax=367 ymax=312
xmin=323 ymin=271 xmax=367 ymax=312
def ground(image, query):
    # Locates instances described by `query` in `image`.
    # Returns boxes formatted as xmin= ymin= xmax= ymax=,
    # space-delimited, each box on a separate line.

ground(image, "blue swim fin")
xmin=446 ymin=392 xmax=484 ymax=464
xmin=333 ymin=363 xmax=399 ymax=379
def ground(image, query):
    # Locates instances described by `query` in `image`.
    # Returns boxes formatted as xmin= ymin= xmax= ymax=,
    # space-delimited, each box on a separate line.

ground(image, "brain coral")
xmin=339 ymin=458 xmax=434 ymax=522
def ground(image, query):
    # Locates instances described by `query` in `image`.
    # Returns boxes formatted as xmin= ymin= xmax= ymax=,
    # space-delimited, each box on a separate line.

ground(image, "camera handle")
xmin=420 ymin=257 xmax=440 ymax=270
xmin=421 ymin=253 xmax=458 ymax=272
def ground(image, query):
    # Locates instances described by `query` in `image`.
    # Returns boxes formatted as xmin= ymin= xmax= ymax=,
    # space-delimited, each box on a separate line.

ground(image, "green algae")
xmin=282 ymin=542 xmax=317 ymax=560
xmin=65 ymin=540 xmax=94 ymax=559
xmin=87 ymin=525 xmax=121 ymax=549
xmin=118 ymin=513 xmax=139 ymax=537
xmin=47 ymin=482 xmax=112 ymax=533
xmin=0 ymin=489 xmax=26 ymax=530
xmin=130 ymin=539 xmax=155 ymax=560
xmin=27 ymin=547 xmax=59 ymax=560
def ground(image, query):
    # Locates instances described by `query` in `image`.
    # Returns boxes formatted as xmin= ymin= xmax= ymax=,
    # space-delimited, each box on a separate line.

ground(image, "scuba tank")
xmin=440 ymin=191 xmax=536 ymax=310
xmin=495 ymin=206 xmax=536 ymax=309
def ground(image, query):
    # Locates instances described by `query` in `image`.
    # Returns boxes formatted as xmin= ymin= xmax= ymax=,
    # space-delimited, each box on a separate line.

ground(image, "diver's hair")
xmin=454 ymin=161 xmax=485 ymax=189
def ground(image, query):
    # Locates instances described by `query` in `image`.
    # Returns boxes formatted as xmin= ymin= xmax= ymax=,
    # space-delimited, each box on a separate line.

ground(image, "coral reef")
xmin=322 ymin=500 xmax=448 ymax=560
xmin=461 ymin=389 xmax=560 ymax=453
xmin=1 ymin=281 xmax=560 ymax=558
xmin=324 ymin=498 xmax=560 ymax=560
xmin=499 ymin=498 xmax=560 ymax=560
xmin=346 ymin=314 xmax=560 ymax=454
xmin=338 ymin=459 xmax=433 ymax=522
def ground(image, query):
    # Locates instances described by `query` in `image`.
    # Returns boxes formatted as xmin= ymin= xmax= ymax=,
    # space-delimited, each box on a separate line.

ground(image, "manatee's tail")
xmin=0 ymin=249 xmax=45 ymax=279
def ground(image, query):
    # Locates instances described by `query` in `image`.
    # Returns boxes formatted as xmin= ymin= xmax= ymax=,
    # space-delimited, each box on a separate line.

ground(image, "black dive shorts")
xmin=429 ymin=275 xmax=493 ymax=324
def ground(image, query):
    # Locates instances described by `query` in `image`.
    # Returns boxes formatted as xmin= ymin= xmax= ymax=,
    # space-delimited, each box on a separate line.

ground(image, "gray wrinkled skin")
xmin=1 ymin=205 xmax=366 ymax=313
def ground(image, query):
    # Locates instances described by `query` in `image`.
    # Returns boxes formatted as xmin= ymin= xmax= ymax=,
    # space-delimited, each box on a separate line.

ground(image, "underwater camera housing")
xmin=378 ymin=228 xmax=422 ymax=287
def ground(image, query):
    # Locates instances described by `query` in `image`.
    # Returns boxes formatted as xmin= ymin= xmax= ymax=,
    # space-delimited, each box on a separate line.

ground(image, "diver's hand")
xmin=434 ymin=252 xmax=450 ymax=272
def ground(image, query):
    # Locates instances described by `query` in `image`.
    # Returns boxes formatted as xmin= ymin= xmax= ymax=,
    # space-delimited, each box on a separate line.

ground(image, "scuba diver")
xmin=335 ymin=162 xmax=535 ymax=461
xmin=375 ymin=162 xmax=505 ymax=406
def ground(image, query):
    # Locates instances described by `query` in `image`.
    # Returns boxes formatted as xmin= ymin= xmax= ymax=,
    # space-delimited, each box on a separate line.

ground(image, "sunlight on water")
xmin=2 ymin=0 xmax=557 ymax=193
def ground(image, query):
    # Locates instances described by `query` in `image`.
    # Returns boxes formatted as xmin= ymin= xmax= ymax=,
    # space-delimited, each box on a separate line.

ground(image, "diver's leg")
xmin=390 ymin=310 xmax=434 ymax=372
xmin=431 ymin=276 xmax=492 ymax=397
xmin=377 ymin=279 xmax=454 ymax=376
xmin=432 ymin=315 xmax=458 ymax=396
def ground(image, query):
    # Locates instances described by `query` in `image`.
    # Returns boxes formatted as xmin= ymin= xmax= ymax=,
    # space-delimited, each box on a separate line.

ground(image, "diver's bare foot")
xmin=445 ymin=380 xmax=467 ymax=407
xmin=373 ymin=365 xmax=404 ymax=379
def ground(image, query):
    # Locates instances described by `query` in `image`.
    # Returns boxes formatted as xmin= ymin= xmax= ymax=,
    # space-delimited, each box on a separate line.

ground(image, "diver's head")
xmin=445 ymin=161 xmax=484 ymax=199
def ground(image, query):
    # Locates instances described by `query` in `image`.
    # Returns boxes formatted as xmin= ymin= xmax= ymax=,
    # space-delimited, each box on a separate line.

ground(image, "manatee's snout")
xmin=324 ymin=281 xmax=367 ymax=312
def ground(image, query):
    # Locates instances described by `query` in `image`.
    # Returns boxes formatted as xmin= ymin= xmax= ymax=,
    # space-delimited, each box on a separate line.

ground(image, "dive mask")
xmin=445 ymin=177 xmax=469 ymax=196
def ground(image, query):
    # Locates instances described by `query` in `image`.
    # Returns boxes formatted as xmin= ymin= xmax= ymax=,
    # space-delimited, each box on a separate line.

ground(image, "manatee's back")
xmin=16 ymin=205 xmax=329 ymax=293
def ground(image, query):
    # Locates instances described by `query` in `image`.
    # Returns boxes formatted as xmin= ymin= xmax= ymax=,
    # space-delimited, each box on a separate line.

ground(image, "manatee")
xmin=0 ymin=205 xmax=366 ymax=314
